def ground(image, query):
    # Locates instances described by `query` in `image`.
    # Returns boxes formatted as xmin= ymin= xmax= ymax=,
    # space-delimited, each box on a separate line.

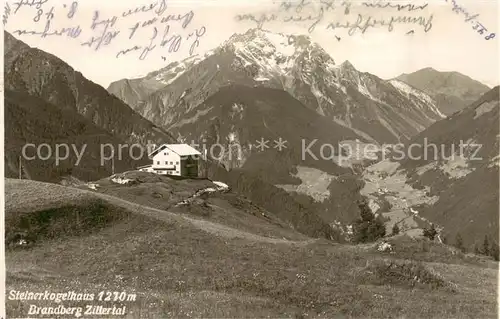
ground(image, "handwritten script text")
xmin=10 ymin=0 xmax=208 ymax=60
xmin=236 ymin=0 xmax=435 ymax=35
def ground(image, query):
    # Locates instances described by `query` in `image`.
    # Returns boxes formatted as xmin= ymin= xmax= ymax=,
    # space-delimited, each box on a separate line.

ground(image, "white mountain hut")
xmin=138 ymin=144 xmax=201 ymax=177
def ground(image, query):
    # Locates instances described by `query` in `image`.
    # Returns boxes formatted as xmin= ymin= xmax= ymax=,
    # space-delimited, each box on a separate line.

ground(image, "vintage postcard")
xmin=1 ymin=0 xmax=498 ymax=318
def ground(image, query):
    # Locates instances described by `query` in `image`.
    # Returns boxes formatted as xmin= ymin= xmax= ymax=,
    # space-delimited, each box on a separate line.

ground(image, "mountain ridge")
xmin=396 ymin=67 xmax=491 ymax=115
xmin=4 ymin=31 xmax=176 ymax=146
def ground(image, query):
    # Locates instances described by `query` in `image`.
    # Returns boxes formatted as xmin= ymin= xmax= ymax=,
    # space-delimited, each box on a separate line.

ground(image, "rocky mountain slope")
xmin=167 ymin=84 xmax=371 ymax=232
xmin=173 ymin=84 xmax=362 ymax=173
xmin=109 ymin=29 xmax=445 ymax=144
xmin=359 ymin=87 xmax=499 ymax=247
xmin=396 ymin=68 xmax=491 ymax=115
xmin=4 ymin=31 xmax=179 ymax=182
xmin=400 ymin=86 xmax=499 ymax=245
xmin=4 ymin=31 xmax=175 ymax=146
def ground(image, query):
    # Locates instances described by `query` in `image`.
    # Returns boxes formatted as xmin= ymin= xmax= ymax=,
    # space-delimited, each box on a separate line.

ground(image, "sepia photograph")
xmin=1 ymin=0 xmax=499 ymax=317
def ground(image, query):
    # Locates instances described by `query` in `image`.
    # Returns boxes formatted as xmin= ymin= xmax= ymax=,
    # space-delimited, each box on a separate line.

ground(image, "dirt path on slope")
xmin=6 ymin=179 xmax=315 ymax=246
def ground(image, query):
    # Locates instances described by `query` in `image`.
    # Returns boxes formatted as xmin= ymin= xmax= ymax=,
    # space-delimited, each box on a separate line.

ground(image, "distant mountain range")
xmin=106 ymin=29 xmax=497 ymax=233
xmin=108 ymin=29 xmax=446 ymax=145
xmin=396 ymin=67 xmax=491 ymax=116
xmin=106 ymin=29 xmax=446 ymax=228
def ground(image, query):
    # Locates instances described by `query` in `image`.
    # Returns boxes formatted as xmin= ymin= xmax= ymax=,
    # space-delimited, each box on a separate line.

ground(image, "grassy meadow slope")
xmin=5 ymin=176 xmax=498 ymax=318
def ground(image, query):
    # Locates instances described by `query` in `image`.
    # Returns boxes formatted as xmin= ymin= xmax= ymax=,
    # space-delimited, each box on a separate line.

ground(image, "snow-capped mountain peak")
xmin=225 ymin=29 xmax=331 ymax=79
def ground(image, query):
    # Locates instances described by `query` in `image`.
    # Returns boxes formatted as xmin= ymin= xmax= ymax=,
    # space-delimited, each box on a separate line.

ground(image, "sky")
xmin=4 ymin=0 xmax=499 ymax=88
